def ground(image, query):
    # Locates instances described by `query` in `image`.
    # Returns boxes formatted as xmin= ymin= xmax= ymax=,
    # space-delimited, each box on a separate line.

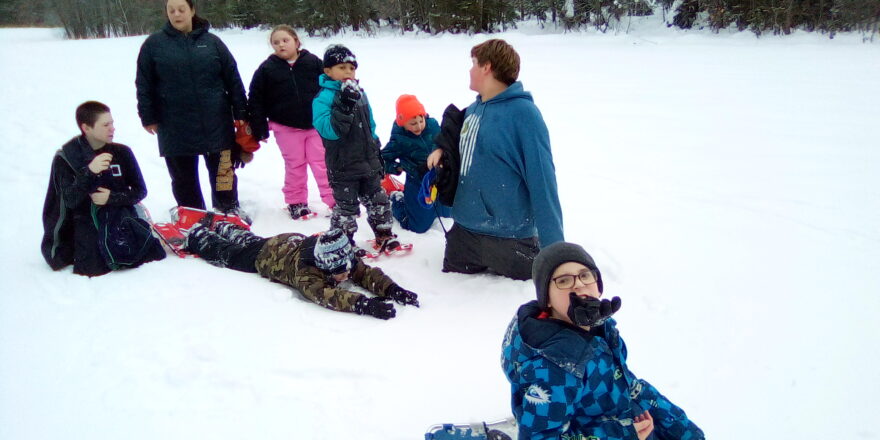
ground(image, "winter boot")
xmin=221 ymin=204 xmax=253 ymax=225
xmin=287 ymin=203 xmax=313 ymax=220
xmin=374 ymin=228 xmax=400 ymax=252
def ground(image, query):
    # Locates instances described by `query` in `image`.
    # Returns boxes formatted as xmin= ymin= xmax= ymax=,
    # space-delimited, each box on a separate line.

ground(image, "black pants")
xmin=165 ymin=151 xmax=238 ymax=211
xmin=188 ymin=225 xmax=266 ymax=273
xmin=442 ymin=223 xmax=539 ymax=281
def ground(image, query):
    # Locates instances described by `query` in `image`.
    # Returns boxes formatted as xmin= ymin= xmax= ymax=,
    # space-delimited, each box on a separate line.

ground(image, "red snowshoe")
xmin=149 ymin=206 xmax=251 ymax=257
xmin=381 ymin=174 xmax=404 ymax=196
xmin=364 ymin=236 xmax=413 ymax=258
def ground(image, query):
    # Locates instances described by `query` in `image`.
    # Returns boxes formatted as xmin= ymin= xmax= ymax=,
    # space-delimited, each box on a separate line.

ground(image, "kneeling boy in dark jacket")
xmin=41 ymin=101 xmax=165 ymax=276
xmin=184 ymin=223 xmax=419 ymax=319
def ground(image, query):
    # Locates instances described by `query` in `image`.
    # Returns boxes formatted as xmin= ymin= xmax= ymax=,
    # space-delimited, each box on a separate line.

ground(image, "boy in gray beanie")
xmin=501 ymin=241 xmax=703 ymax=440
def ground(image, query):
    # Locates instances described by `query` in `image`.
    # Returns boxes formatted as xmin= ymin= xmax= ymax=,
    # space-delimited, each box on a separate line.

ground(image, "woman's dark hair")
xmin=167 ymin=0 xmax=194 ymax=8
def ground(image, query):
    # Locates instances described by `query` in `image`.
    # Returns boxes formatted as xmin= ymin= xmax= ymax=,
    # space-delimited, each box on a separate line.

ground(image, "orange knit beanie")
xmin=395 ymin=94 xmax=426 ymax=126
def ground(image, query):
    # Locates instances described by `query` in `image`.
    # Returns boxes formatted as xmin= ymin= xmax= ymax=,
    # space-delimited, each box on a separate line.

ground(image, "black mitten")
xmin=337 ymin=82 xmax=361 ymax=114
xmin=567 ymin=293 xmax=621 ymax=328
xmin=386 ymin=284 xmax=420 ymax=307
xmin=354 ymin=296 xmax=396 ymax=320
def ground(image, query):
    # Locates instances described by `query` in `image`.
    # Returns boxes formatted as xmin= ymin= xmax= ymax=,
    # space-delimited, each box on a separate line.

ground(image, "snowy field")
xmin=1 ymin=20 xmax=878 ymax=440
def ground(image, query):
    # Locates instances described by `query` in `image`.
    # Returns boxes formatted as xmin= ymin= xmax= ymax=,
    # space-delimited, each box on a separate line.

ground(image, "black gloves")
xmin=354 ymin=296 xmax=396 ymax=320
xmin=337 ymin=80 xmax=361 ymax=114
xmin=386 ymin=284 xmax=420 ymax=307
xmin=567 ymin=292 xmax=621 ymax=328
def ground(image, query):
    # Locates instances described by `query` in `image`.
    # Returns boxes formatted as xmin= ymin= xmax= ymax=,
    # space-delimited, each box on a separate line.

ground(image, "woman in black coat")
xmin=136 ymin=0 xmax=250 ymax=222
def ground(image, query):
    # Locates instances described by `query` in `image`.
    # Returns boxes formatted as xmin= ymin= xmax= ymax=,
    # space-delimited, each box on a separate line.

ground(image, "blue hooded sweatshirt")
xmin=454 ymin=81 xmax=563 ymax=247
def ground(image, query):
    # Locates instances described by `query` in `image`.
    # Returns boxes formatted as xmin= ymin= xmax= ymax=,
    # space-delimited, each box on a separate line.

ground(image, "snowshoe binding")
xmin=366 ymin=234 xmax=413 ymax=258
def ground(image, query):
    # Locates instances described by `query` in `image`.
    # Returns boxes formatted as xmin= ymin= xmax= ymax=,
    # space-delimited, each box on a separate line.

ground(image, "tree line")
xmin=0 ymin=0 xmax=877 ymax=39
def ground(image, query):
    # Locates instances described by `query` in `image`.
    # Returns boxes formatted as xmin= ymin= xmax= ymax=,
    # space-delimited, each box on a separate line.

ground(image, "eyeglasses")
xmin=551 ymin=269 xmax=598 ymax=290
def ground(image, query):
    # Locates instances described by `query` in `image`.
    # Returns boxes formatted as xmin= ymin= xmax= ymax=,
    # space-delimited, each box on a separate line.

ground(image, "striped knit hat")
xmin=315 ymin=229 xmax=353 ymax=275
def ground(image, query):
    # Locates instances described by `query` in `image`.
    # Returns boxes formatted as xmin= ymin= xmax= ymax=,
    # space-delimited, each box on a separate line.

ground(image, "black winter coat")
xmin=41 ymin=137 xmax=154 ymax=276
xmin=312 ymin=75 xmax=383 ymax=182
xmin=247 ymin=51 xmax=323 ymax=141
xmin=136 ymin=18 xmax=247 ymax=157
xmin=433 ymin=103 xmax=464 ymax=206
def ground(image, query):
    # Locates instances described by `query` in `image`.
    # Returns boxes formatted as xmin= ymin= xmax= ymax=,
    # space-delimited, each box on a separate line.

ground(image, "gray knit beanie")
xmin=533 ymin=242 xmax=603 ymax=308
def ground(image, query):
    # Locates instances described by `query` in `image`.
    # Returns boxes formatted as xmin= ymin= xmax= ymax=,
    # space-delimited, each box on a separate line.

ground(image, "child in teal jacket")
xmin=381 ymin=94 xmax=451 ymax=233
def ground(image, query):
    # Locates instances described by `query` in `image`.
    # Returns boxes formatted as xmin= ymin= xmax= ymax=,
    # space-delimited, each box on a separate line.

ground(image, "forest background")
xmin=1 ymin=0 xmax=878 ymax=40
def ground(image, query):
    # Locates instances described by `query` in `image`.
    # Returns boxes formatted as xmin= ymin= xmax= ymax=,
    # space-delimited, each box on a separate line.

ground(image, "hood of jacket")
xmin=503 ymin=300 xmax=621 ymax=380
xmin=474 ymin=81 xmax=533 ymax=107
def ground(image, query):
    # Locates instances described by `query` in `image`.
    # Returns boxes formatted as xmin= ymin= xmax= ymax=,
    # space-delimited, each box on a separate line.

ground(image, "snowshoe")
xmin=366 ymin=237 xmax=413 ymax=257
xmin=140 ymin=205 xmax=188 ymax=257
xmin=170 ymin=206 xmax=251 ymax=232
xmin=381 ymin=174 xmax=404 ymax=196
xmin=425 ymin=418 xmax=517 ymax=440
xmin=354 ymin=245 xmax=381 ymax=260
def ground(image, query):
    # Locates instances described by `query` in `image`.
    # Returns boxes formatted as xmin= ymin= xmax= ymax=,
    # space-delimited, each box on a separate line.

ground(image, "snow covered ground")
xmin=1 ymin=21 xmax=878 ymax=440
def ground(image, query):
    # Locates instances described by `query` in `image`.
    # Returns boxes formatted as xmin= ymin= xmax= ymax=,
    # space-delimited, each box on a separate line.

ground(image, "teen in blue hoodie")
xmin=427 ymin=39 xmax=563 ymax=280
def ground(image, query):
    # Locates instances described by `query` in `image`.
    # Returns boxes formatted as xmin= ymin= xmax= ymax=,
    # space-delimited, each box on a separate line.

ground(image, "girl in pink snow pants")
xmin=247 ymin=25 xmax=334 ymax=219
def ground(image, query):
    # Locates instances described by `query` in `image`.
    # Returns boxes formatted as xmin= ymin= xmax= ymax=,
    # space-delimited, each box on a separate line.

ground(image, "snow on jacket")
xmin=247 ymin=50 xmax=323 ymax=140
xmin=501 ymin=301 xmax=704 ymax=440
xmin=135 ymin=18 xmax=247 ymax=157
xmin=254 ymin=233 xmax=395 ymax=313
xmin=454 ymin=82 xmax=563 ymax=247
xmin=41 ymin=136 xmax=152 ymax=276
xmin=312 ymin=74 xmax=382 ymax=181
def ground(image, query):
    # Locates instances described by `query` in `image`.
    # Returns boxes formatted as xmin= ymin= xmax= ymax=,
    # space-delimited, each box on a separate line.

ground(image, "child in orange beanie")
xmin=380 ymin=94 xmax=452 ymax=233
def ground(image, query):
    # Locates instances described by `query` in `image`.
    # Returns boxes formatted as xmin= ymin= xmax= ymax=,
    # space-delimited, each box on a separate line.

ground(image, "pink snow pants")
xmin=269 ymin=122 xmax=334 ymax=208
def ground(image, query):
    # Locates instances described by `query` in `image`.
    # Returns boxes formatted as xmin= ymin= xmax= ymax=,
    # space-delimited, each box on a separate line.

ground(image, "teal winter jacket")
xmin=312 ymin=74 xmax=382 ymax=181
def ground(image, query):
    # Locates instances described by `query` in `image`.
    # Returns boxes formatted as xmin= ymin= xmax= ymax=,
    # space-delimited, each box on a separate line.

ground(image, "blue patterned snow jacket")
xmin=501 ymin=301 xmax=704 ymax=440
